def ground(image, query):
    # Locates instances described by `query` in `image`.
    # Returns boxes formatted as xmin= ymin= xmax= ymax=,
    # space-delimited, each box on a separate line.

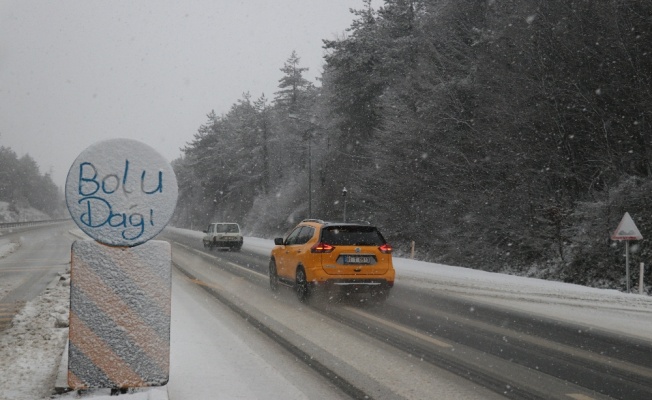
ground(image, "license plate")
xmin=344 ymin=256 xmax=372 ymax=264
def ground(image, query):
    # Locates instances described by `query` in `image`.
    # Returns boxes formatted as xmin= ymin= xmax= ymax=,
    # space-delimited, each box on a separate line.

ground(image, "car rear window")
xmin=320 ymin=226 xmax=385 ymax=246
xmin=215 ymin=224 xmax=239 ymax=233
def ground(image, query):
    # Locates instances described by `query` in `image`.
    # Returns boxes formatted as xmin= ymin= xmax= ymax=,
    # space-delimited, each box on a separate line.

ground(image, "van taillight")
xmin=379 ymin=243 xmax=393 ymax=254
xmin=311 ymin=242 xmax=335 ymax=253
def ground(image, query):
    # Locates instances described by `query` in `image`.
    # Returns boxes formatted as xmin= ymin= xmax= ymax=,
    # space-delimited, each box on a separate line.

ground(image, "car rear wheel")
xmin=269 ymin=259 xmax=279 ymax=292
xmin=295 ymin=267 xmax=310 ymax=302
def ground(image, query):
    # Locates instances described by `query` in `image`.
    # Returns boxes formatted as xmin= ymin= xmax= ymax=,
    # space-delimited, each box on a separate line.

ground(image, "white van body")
xmin=202 ymin=222 xmax=243 ymax=251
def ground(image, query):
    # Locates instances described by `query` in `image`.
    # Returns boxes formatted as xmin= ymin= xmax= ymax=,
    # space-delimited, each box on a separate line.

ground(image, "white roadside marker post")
xmin=611 ymin=212 xmax=643 ymax=293
xmin=65 ymin=139 xmax=178 ymax=391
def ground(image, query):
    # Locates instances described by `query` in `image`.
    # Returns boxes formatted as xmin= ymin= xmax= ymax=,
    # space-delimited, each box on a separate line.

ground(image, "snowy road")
xmin=0 ymin=222 xmax=72 ymax=330
xmin=1 ymin=225 xmax=652 ymax=399
xmin=163 ymin=228 xmax=652 ymax=400
xmin=167 ymin=241 xmax=504 ymax=400
xmin=169 ymin=267 xmax=350 ymax=399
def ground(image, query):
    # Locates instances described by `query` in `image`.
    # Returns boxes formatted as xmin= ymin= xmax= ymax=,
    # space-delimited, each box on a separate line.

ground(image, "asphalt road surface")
xmin=0 ymin=222 xmax=73 ymax=331
xmin=2 ymin=224 xmax=651 ymax=399
xmin=163 ymin=228 xmax=652 ymax=400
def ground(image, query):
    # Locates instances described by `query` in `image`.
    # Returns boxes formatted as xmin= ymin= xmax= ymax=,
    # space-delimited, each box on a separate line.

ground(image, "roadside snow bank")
xmin=0 ymin=238 xmax=20 ymax=258
xmin=0 ymin=201 xmax=51 ymax=223
xmin=393 ymin=258 xmax=652 ymax=340
xmin=0 ymin=238 xmax=21 ymax=298
xmin=55 ymin=387 xmax=168 ymax=399
xmin=0 ymin=273 xmax=70 ymax=400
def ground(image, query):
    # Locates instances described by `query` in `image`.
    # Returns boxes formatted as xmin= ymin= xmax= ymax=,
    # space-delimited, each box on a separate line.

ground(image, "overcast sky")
xmin=0 ymin=1 xmax=369 ymax=188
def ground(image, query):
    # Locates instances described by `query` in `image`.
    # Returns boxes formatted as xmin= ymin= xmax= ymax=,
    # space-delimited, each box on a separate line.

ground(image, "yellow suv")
xmin=269 ymin=219 xmax=395 ymax=302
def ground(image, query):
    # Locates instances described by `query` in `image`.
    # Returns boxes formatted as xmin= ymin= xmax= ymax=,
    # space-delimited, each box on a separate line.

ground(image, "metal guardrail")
xmin=0 ymin=218 xmax=71 ymax=230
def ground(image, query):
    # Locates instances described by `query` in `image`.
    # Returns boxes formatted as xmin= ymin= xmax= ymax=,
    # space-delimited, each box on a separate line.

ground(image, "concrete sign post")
xmin=65 ymin=139 xmax=178 ymax=390
xmin=611 ymin=212 xmax=643 ymax=293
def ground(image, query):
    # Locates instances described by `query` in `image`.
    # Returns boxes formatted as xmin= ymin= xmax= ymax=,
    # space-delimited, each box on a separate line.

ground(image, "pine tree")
xmin=274 ymin=50 xmax=312 ymax=112
xmin=254 ymin=94 xmax=271 ymax=194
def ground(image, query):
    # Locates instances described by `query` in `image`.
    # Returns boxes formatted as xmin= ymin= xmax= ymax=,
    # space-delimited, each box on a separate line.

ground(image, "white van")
xmin=202 ymin=222 xmax=243 ymax=251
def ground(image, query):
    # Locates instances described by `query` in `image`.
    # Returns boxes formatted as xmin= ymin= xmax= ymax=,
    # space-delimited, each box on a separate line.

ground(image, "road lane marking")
xmin=401 ymin=299 xmax=652 ymax=380
xmin=567 ymin=394 xmax=596 ymax=400
xmin=0 ymin=266 xmax=62 ymax=273
xmin=1 ymin=258 xmax=64 ymax=263
xmin=226 ymin=261 xmax=266 ymax=277
xmin=173 ymin=245 xmax=451 ymax=351
xmin=344 ymin=306 xmax=453 ymax=348
xmin=182 ymin=276 xmax=224 ymax=291
xmin=172 ymin=242 xmax=267 ymax=279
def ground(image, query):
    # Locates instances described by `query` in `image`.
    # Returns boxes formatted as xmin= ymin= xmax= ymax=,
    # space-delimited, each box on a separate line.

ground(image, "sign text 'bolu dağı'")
xmin=65 ymin=138 xmax=178 ymax=247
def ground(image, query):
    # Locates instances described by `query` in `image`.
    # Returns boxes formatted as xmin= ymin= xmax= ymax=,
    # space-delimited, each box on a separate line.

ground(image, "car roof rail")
xmin=323 ymin=220 xmax=373 ymax=226
xmin=302 ymin=219 xmax=325 ymax=224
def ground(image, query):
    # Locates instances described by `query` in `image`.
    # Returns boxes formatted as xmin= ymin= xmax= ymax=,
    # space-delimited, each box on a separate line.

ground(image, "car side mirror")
xmin=274 ymin=238 xmax=284 ymax=246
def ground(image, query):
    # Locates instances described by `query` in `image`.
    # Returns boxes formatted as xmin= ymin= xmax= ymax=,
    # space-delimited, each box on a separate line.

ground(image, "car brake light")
xmin=379 ymin=243 xmax=393 ymax=254
xmin=311 ymin=242 xmax=335 ymax=253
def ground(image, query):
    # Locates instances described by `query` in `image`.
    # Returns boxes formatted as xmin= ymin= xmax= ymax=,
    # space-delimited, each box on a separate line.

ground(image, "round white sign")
xmin=65 ymin=138 xmax=178 ymax=246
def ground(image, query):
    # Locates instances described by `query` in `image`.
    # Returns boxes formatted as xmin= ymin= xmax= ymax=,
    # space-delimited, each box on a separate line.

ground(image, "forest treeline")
xmin=173 ymin=0 xmax=652 ymax=290
xmin=0 ymin=145 xmax=62 ymax=219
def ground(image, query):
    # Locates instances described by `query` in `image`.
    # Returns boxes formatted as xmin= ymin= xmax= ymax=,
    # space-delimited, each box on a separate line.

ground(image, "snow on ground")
xmin=395 ymin=258 xmax=652 ymax=341
xmin=0 ymin=237 xmax=21 ymax=300
xmin=54 ymin=386 xmax=169 ymax=399
xmin=0 ymin=271 xmax=70 ymax=400
xmin=1 ymin=226 xmax=652 ymax=399
xmin=166 ymin=271 xmax=346 ymax=400
xmin=0 ymin=241 xmax=19 ymax=258
xmin=0 ymin=201 xmax=51 ymax=223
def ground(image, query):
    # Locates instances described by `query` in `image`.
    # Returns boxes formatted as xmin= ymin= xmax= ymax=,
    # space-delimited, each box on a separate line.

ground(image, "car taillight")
xmin=379 ymin=243 xmax=393 ymax=254
xmin=311 ymin=242 xmax=335 ymax=253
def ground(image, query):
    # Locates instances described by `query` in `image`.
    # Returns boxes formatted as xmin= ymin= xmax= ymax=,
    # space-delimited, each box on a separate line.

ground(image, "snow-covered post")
xmin=640 ymin=262 xmax=645 ymax=295
xmin=342 ymin=187 xmax=347 ymax=222
xmin=410 ymin=241 xmax=415 ymax=259
xmin=65 ymin=139 xmax=178 ymax=391
xmin=611 ymin=212 xmax=643 ymax=293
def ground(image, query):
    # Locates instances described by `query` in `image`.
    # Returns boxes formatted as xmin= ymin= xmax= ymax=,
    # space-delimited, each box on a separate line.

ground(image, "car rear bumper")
xmin=211 ymin=238 xmax=243 ymax=246
xmin=214 ymin=240 xmax=241 ymax=245
xmin=315 ymin=278 xmax=393 ymax=292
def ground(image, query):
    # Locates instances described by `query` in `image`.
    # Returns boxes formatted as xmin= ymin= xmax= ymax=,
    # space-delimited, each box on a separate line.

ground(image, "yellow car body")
xmin=269 ymin=219 xmax=395 ymax=302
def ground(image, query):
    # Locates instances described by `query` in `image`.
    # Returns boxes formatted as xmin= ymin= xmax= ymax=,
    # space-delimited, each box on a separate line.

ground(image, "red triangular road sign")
xmin=611 ymin=212 xmax=643 ymax=240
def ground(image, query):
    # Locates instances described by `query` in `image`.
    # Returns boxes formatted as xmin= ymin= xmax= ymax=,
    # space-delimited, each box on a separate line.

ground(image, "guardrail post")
xmin=640 ymin=262 xmax=645 ymax=295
